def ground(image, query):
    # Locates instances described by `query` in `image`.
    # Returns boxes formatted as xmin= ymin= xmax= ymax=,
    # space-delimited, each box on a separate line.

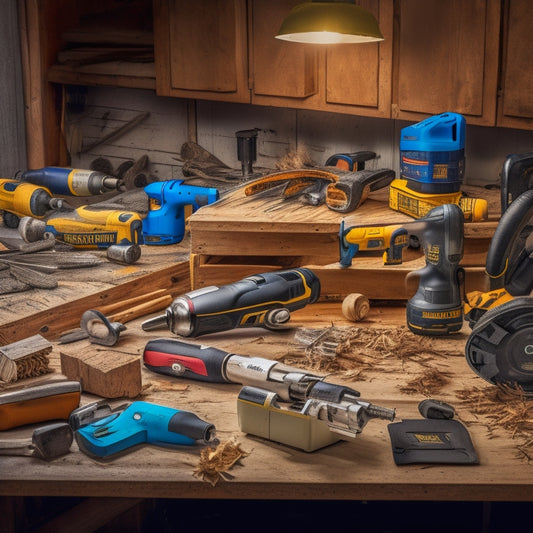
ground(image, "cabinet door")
xmin=394 ymin=0 xmax=500 ymax=126
xmin=154 ymin=0 xmax=250 ymax=103
xmin=250 ymin=0 xmax=319 ymax=103
xmin=324 ymin=0 xmax=393 ymax=118
xmin=498 ymin=0 xmax=533 ymax=129
xmin=251 ymin=0 xmax=392 ymax=117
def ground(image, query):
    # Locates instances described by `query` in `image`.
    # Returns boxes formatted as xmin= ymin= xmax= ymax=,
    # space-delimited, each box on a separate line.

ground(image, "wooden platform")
xmin=0 ymin=238 xmax=191 ymax=344
xmin=189 ymin=184 xmax=500 ymax=300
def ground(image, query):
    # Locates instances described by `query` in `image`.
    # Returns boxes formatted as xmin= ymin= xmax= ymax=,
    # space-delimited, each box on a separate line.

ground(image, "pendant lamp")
xmin=275 ymin=0 xmax=384 ymax=44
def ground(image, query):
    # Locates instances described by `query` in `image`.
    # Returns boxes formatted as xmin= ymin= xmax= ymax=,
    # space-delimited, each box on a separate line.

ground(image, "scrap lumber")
xmin=0 ymin=335 xmax=53 ymax=384
xmin=60 ymin=344 xmax=141 ymax=399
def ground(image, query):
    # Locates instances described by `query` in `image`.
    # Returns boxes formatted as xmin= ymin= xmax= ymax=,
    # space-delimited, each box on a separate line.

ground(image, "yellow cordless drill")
xmin=19 ymin=206 xmax=143 ymax=249
xmin=0 ymin=178 xmax=69 ymax=228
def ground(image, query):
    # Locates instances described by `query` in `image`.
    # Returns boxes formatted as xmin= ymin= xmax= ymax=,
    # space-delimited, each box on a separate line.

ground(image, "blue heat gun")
xmin=72 ymin=401 xmax=217 ymax=458
xmin=143 ymin=180 xmax=219 ymax=245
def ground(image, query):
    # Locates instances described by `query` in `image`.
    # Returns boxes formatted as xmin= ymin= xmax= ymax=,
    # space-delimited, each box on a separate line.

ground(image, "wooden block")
xmin=0 ymin=335 xmax=52 ymax=382
xmin=60 ymin=346 xmax=141 ymax=399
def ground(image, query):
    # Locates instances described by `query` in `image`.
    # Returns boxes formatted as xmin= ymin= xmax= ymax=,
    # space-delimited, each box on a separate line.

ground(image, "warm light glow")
xmin=277 ymin=31 xmax=382 ymax=44
xmin=276 ymin=1 xmax=384 ymax=45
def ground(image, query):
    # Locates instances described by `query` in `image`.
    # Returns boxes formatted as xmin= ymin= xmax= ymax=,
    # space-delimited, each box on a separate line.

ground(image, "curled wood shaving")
xmin=16 ymin=353 xmax=52 ymax=380
xmin=193 ymin=439 xmax=249 ymax=487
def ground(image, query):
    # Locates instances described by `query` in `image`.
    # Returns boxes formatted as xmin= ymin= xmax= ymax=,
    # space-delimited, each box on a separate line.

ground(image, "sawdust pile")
xmin=457 ymin=384 xmax=533 ymax=461
xmin=275 ymin=150 xmax=315 ymax=170
xmin=286 ymin=326 xmax=458 ymax=379
xmin=194 ymin=439 xmax=249 ymax=486
xmin=400 ymin=368 xmax=453 ymax=396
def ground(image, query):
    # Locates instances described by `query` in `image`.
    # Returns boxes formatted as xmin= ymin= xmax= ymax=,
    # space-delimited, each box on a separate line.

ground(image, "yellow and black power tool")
xmin=18 ymin=206 xmax=143 ymax=249
xmin=389 ymin=112 xmax=488 ymax=222
xmin=340 ymin=203 xmax=465 ymax=336
xmin=465 ymin=153 xmax=533 ymax=392
xmin=141 ymin=267 xmax=320 ymax=337
xmin=0 ymin=178 xmax=69 ymax=228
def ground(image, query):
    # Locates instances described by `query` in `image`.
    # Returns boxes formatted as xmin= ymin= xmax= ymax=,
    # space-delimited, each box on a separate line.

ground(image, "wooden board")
xmin=0 ymin=241 xmax=191 ymax=344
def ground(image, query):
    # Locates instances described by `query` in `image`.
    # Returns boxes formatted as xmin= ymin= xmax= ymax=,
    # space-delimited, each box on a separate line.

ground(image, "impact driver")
xmin=141 ymin=267 xmax=321 ymax=336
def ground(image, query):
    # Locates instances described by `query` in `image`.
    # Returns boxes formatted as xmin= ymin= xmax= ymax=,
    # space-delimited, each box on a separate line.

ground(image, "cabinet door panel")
xmin=498 ymin=0 xmax=533 ymax=128
xmin=395 ymin=0 xmax=500 ymax=125
xmin=251 ymin=0 xmax=318 ymax=99
xmin=326 ymin=0 xmax=387 ymax=111
xmin=154 ymin=0 xmax=249 ymax=102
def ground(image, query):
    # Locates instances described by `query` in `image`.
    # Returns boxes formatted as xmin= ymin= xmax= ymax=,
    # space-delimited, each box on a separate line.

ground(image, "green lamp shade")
xmin=275 ymin=2 xmax=384 ymax=44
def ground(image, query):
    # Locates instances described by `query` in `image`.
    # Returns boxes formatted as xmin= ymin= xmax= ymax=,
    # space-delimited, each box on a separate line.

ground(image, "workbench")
xmin=1 ymin=297 xmax=533 ymax=531
xmin=0 ymin=298 xmax=531 ymax=496
xmin=1 ymin=187 xmax=532 ymax=531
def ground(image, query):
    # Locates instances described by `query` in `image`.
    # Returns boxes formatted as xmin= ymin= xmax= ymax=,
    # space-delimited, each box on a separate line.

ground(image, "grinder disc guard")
xmin=465 ymin=297 xmax=533 ymax=393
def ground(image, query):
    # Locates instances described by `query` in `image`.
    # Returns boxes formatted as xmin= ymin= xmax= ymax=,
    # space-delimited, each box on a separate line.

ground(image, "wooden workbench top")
xmin=1 ymin=302 xmax=532 ymax=502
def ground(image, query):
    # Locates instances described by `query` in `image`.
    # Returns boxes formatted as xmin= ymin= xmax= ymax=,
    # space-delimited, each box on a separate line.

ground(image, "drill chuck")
xmin=19 ymin=167 xmax=124 ymax=196
xmin=365 ymin=403 xmax=396 ymax=421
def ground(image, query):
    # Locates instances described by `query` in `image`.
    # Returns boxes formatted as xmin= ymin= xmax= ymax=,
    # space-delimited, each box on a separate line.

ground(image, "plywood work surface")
xmin=189 ymin=184 xmax=499 ymax=259
xmin=1 ymin=302 xmax=532 ymax=501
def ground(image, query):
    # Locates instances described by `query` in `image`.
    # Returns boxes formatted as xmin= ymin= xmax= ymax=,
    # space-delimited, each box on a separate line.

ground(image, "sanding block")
xmin=388 ymin=418 xmax=478 ymax=465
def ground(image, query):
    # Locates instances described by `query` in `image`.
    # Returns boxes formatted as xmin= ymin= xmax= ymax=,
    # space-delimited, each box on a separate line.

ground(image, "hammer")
xmin=0 ymin=422 xmax=73 ymax=460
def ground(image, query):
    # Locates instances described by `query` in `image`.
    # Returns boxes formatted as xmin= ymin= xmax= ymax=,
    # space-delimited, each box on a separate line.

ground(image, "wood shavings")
xmin=400 ymin=368 xmax=452 ymax=396
xmin=275 ymin=150 xmax=315 ymax=170
xmin=457 ymin=384 xmax=533 ymax=461
xmin=194 ymin=439 xmax=249 ymax=486
xmin=286 ymin=325 xmax=458 ymax=380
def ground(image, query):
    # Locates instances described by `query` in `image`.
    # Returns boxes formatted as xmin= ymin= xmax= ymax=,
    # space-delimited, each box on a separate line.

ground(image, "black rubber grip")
xmin=308 ymin=381 xmax=360 ymax=402
xmin=326 ymin=169 xmax=395 ymax=213
xmin=143 ymin=338 xmax=230 ymax=383
xmin=485 ymin=188 xmax=533 ymax=291
xmin=168 ymin=411 xmax=215 ymax=442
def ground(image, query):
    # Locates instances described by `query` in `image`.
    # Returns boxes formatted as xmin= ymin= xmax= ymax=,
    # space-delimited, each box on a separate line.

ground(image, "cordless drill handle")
xmin=143 ymin=338 xmax=231 ymax=383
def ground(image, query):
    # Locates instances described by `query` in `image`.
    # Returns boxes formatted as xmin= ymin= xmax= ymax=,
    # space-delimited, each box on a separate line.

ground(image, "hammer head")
xmin=32 ymin=422 xmax=73 ymax=460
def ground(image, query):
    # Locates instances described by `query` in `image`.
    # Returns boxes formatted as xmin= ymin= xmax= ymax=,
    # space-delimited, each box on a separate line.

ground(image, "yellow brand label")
xmin=63 ymin=232 xmax=116 ymax=245
xmin=426 ymin=244 xmax=440 ymax=264
xmin=413 ymin=433 xmax=444 ymax=444
xmin=432 ymin=165 xmax=449 ymax=179
xmin=421 ymin=310 xmax=462 ymax=319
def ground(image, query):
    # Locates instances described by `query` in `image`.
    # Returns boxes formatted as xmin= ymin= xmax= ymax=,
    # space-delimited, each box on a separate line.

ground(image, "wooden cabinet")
xmin=153 ymin=0 xmax=250 ymax=103
xmin=251 ymin=0 xmax=318 ymax=100
xmin=393 ymin=0 xmax=501 ymax=126
xmin=497 ymin=0 xmax=533 ymax=130
xmin=250 ymin=0 xmax=393 ymax=119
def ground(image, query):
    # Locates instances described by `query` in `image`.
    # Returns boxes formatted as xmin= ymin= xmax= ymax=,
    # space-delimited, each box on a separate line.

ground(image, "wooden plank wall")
xmin=0 ymin=0 xmax=27 ymax=177
xmin=66 ymin=86 xmax=533 ymax=189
